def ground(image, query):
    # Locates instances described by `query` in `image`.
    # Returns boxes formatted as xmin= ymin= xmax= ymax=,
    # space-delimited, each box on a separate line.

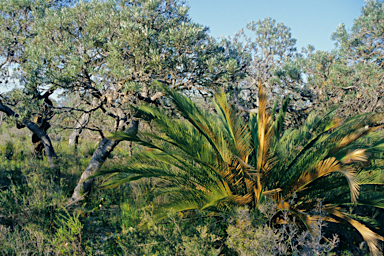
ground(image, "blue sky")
xmin=0 ymin=0 xmax=368 ymax=94
xmin=187 ymin=0 xmax=366 ymax=52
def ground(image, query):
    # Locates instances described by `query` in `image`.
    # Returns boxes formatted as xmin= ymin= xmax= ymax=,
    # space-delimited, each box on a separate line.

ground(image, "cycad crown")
xmin=99 ymin=81 xmax=384 ymax=255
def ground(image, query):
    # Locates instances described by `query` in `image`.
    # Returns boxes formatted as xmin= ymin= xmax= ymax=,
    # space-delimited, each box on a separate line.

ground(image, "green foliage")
xmin=226 ymin=202 xmax=339 ymax=256
xmin=0 ymin=169 xmax=67 ymax=228
xmin=0 ymin=139 xmax=103 ymax=254
xmin=179 ymin=226 xmax=221 ymax=256
xmin=98 ymin=83 xmax=384 ymax=255
xmin=51 ymin=207 xmax=85 ymax=255
xmin=1 ymin=1 xmax=384 ymax=255
xmin=12 ymin=0 xmax=247 ymax=139
xmin=230 ymin=17 xmax=305 ymax=118
xmin=116 ymin=207 xmax=225 ymax=255
xmin=4 ymin=140 xmax=14 ymax=160
xmin=0 ymin=131 xmax=27 ymax=163
xmin=0 ymin=224 xmax=52 ymax=255
xmin=0 ymin=125 xmax=377 ymax=255
xmin=301 ymin=0 xmax=384 ymax=117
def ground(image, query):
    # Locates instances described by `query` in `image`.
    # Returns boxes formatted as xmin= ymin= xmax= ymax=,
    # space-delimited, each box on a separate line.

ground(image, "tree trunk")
xmin=68 ymin=112 xmax=90 ymax=146
xmin=22 ymin=119 xmax=58 ymax=169
xmin=32 ymin=134 xmax=45 ymax=159
xmin=70 ymin=137 xmax=120 ymax=202
xmin=0 ymin=112 xmax=3 ymax=127
xmin=32 ymin=117 xmax=51 ymax=159
xmin=70 ymin=119 xmax=139 ymax=203
xmin=128 ymin=141 xmax=133 ymax=157
xmin=69 ymin=99 xmax=98 ymax=146
xmin=0 ymin=102 xmax=58 ymax=170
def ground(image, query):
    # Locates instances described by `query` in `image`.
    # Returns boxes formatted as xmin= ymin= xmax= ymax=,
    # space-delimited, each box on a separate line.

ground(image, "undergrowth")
xmin=0 ymin=130 xmax=380 ymax=255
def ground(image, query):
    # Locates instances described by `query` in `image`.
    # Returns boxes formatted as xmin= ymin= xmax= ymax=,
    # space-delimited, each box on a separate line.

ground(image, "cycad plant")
xmin=97 ymin=82 xmax=384 ymax=255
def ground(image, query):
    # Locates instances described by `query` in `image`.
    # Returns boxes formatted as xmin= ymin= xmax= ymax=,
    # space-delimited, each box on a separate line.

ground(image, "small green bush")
xmin=51 ymin=207 xmax=85 ymax=255
xmin=226 ymin=200 xmax=339 ymax=256
xmin=4 ymin=140 xmax=14 ymax=160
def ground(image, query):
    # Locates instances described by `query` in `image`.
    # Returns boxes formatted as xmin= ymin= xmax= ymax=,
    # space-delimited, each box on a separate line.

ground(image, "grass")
xmin=0 ymin=125 xmax=381 ymax=255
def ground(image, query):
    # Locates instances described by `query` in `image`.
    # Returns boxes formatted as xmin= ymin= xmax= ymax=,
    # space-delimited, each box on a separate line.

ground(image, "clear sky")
xmin=0 ymin=0 xmax=368 ymax=94
xmin=187 ymin=0 xmax=366 ymax=52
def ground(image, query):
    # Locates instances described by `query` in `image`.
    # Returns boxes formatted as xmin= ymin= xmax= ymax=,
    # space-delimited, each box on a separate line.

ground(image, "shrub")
xmin=51 ymin=208 xmax=85 ymax=255
xmin=96 ymin=82 xmax=384 ymax=254
xmin=226 ymin=200 xmax=339 ymax=256
xmin=4 ymin=140 xmax=14 ymax=160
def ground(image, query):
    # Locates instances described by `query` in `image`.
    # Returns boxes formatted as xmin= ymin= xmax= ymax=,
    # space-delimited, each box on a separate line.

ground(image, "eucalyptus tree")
xmin=302 ymin=0 xmax=384 ymax=118
xmin=227 ymin=18 xmax=309 ymax=126
xmin=0 ymin=0 xmax=74 ymax=168
xmin=23 ymin=0 xmax=247 ymax=202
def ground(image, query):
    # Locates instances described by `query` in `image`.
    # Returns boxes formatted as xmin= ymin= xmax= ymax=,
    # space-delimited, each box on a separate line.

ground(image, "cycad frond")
xmin=93 ymin=81 xmax=384 ymax=255
xmin=325 ymin=205 xmax=384 ymax=256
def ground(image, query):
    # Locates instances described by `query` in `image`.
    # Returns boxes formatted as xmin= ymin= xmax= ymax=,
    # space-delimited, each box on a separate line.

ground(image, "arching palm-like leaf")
xmin=95 ymin=82 xmax=384 ymax=255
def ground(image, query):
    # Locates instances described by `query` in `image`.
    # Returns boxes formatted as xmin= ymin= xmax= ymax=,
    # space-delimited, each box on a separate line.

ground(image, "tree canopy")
xmin=0 ymin=0 xmax=383 ymax=218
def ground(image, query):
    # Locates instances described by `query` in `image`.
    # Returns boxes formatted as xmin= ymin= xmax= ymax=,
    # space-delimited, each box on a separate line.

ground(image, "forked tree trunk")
xmin=0 ymin=103 xmax=58 ymax=170
xmin=23 ymin=120 xmax=58 ymax=170
xmin=70 ymin=119 xmax=139 ymax=203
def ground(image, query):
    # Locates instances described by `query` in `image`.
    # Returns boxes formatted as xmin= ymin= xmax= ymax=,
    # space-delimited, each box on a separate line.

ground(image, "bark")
xmin=22 ymin=120 xmax=58 ymax=169
xmin=70 ymin=119 xmax=139 ymax=203
xmin=128 ymin=141 xmax=133 ymax=157
xmin=0 ymin=102 xmax=58 ymax=169
xmin=70 ymin=137 xmax=120 ymax=202
xmin=68 ymin=111 xmax=90 ymax=146
xmin=32 ymin=118 xmax=51 ymax=159
xmin=32 ymin=134 xmax=45 ymax=159
xmin=0 ymin=112 xmax=3 ymax=126
xmin=69 ymin=98 xmax=99 ymax=146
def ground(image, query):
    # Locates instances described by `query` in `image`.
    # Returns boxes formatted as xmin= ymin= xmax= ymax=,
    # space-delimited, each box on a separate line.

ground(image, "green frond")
xmin=270 ymin=98 xmax=278 ymax=120
xmin=155 ymin=81 xmax=225 ymax=160
xmin=93 ymin=81 xmax=384 ymax=255
xmin=325 ymin=206 xmax=384 ymax=256
xmin=274 ymin=95 xmax=289 ymax=138
xmin=356 ymin=169 xmax=384 ymax=185
xmin=213 ymin=89 xmax=251 ymax=158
